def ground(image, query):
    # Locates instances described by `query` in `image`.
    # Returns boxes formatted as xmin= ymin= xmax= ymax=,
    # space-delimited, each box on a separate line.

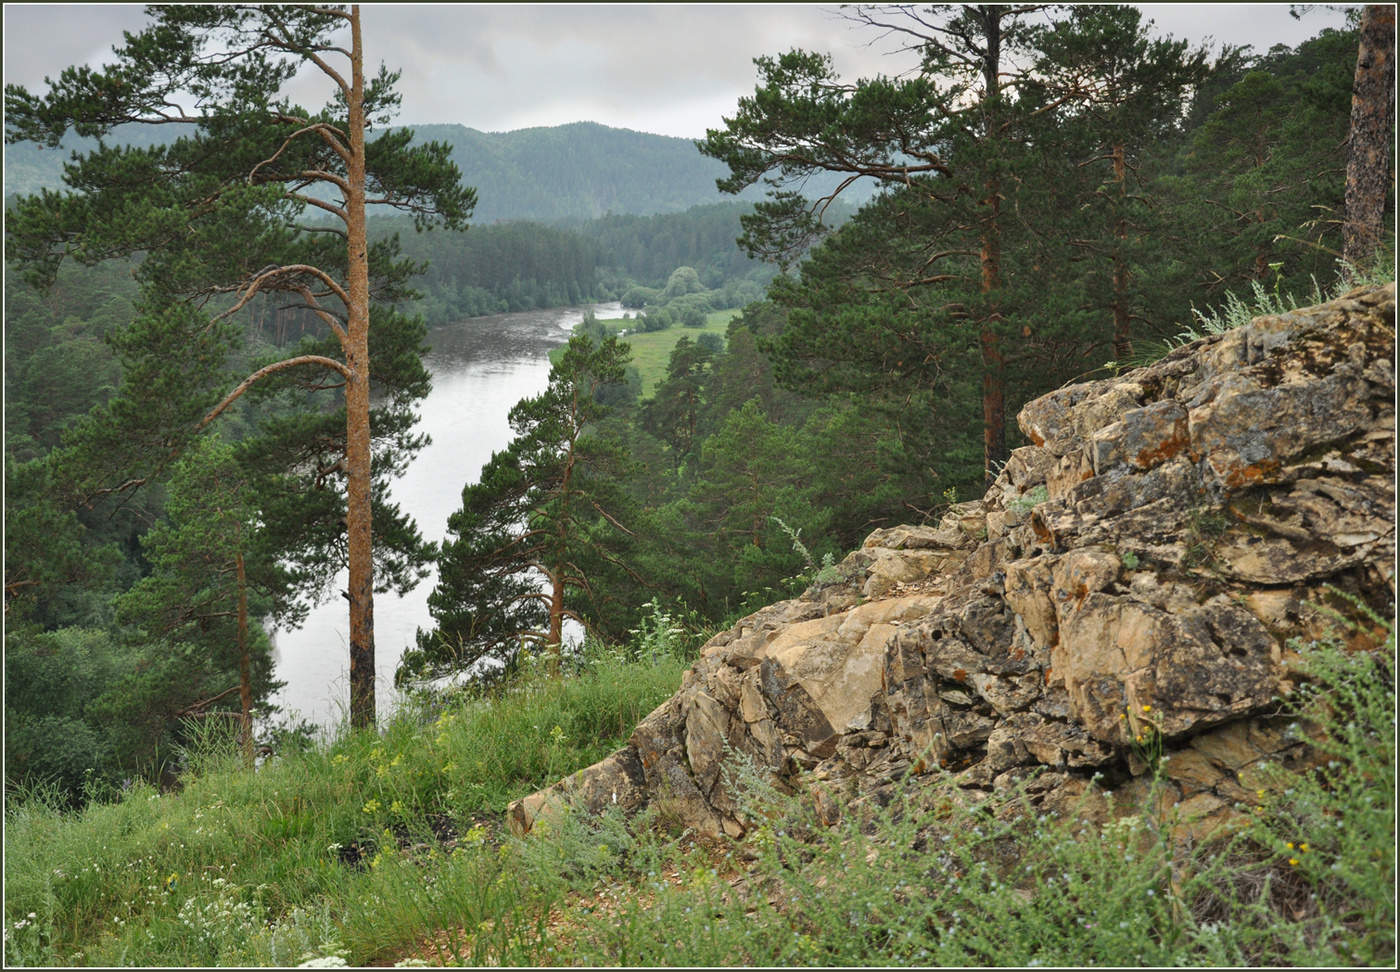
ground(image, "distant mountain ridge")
xmin=3 ymin=120 xmax=875 ymax=223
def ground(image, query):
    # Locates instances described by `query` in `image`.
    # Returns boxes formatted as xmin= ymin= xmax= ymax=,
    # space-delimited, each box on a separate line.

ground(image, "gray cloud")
xmin=3 ymin=4 xmax=1357 ymax=140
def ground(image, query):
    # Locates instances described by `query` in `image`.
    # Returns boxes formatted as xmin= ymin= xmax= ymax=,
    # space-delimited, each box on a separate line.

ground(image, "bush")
xmin=620 ymin=286 xmax=657 ymax=309
xmin=638 ymin=307 xmax=672 ymax=332
xmin=660 ymin=266 xmax=704 ymax=301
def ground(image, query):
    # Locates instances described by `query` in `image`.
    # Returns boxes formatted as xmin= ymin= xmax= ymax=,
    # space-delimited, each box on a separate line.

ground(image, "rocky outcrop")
xmin=509 ymin=283 xmax=1396 ymax=841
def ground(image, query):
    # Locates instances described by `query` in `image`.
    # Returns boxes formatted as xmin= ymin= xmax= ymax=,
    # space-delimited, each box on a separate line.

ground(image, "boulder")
xmin=508 ymin=283 xmax=1396 ymax=842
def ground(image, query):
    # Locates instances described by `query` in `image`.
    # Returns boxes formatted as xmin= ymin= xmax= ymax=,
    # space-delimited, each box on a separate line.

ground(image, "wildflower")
xmin=1299 ymin=842 xmax=1309 ymax=852
xmin=1288 ymin=857 xmax=1300 ymax=867
xmin=331 ymin=754 xmax=348 ymax=766
xmin=1141 ymin=704 xmax=1152 ymax=713
xmin=1285 ymin=842 xmax=1295 ymax=850
xmin=362 ymin=798 xmax=381 ymax=815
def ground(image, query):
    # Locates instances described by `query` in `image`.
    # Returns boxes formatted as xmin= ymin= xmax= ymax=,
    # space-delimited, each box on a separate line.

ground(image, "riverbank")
xmin=550 ymin=308 xmax=738 ymax=396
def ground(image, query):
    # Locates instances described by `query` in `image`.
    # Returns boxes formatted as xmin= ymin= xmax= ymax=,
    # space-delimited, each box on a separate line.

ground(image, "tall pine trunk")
xmin=1344 ymin=4 xmax=1396 ymax=271
xmin=344 ymin=5 xmax=377 ymax=729
xmin=548 ymin=569 xmax=565 ymax=676
xmin=1111 ymin=142 xmax=1133 ymax=361
xmin=977 ymin=8 xmax=1008 ymax=488
xmin=979 ymin=184 xmax=1006 ymax=489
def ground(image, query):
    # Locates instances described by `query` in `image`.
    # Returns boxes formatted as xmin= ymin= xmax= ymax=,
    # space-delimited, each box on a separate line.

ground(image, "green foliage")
xmin=770 ymin=516 xmax=840 ymax=587
xmin=1173 ymin=268 xmax=1325 ymax=344
xmin=387 ymin=218 xmax=603 ymax=323
xmin=377 ymin=202 xmax=780 ymax=328
xmin=406 ymin=335 xmax=636 ymax=683
xmin=4 ymin=626 xmax=133 ymax=798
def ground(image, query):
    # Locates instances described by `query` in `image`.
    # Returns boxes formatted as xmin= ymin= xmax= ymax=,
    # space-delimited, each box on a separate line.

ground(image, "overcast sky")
xmin=2 ymin=3 xmax=1358 ymax=140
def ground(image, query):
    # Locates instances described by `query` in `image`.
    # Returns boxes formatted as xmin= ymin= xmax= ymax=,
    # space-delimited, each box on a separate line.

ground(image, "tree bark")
xmin=977 ymin=6 xmax=1008 ymax=489
xmin=979 ymin=178 xmax=1007 ymax=488
xmin=235 ymin=551 xmax=254 ymax=768
xmin=547 ymin=390 xmax=580 ymax=675
xmin=1111 ymin=142 xmax=1133 ymax=361
xmin=547 ymin=568 xmax=564 ymax=676
xmin=1344 ymin=4 xmax=1396 ymax=272
xmin=344 ymin=4 xmax=377 ymax=729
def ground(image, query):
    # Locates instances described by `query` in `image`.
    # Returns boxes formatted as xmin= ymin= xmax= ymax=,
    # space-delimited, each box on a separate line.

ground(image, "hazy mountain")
xmin=3 ymin=120 xmax=877 ymax=222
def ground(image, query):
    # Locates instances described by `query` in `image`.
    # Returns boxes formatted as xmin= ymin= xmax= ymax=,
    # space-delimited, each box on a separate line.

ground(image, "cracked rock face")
xmin=508 ymin=283 xmax=1396 ymax=842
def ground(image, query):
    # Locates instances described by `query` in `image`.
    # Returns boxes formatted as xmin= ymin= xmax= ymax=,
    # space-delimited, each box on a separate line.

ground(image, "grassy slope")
xmin=3 ymin=609 xmax=1393 ymax=968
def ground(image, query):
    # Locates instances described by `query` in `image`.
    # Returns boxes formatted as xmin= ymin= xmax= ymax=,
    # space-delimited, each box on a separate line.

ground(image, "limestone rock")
xmin=507 ymin=283 xmax=1396 ymax=846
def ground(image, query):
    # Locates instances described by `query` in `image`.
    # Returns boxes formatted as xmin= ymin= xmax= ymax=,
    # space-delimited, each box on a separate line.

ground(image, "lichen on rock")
xmin=508 ymin=282 xmax=1396 ymax=844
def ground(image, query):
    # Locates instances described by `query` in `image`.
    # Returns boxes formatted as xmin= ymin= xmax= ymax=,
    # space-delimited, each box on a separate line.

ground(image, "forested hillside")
xmin=382 ymin=201 xmax=783 ymax=323
xmin=3 ymin=120 xmax=875 ymax=223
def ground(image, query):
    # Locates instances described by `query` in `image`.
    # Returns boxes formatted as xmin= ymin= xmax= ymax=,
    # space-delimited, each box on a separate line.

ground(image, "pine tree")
xmin=114 ymin=437 xmax=285 ymax=765
xmin=700 ymin=5 xmax=1079 ymax=484
xmin=5 ymin=5 xmax=473 ymax=727
xmin=1170 ymin=28 xmax=1359 ymax=298
xmin=406 ymin=335 xmax=636 ymax=684
xmin=1029 ymin=6 xmax=1209 ymax=359
xmin=641 ymin=336 xmax=714 ymax=468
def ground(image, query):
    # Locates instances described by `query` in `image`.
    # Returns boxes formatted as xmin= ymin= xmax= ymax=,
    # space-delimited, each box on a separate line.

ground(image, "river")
xmin=267 ymin=301 xmax=623 ymax=732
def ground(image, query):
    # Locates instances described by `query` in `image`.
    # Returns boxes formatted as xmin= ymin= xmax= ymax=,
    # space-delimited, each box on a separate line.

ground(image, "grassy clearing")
xmin=551 ymin=309 xmax=737 ymax=397
xmin=4 ymin=604 xmax=1392 ymax=968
